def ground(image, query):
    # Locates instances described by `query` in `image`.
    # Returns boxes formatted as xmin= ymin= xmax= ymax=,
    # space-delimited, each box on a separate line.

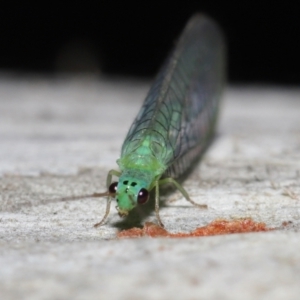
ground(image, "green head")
xmin=108 ymin=173 xmax=150 ymax=217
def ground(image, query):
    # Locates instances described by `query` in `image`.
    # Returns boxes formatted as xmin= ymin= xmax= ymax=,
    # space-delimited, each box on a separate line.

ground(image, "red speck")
xmin=117 ymin=218 xmax=271 ymax=238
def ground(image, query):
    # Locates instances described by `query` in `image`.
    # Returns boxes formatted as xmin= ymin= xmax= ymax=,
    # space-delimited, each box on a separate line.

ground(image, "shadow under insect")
xmin=111 ymin=188 xmax=169 ymax=229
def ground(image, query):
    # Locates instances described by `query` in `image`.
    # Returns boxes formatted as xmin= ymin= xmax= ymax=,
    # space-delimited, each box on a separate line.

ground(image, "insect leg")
xmin=94 ymin=169 xmax=121 ymax=227
xmin=158 ymin=178 xmax=207 ymax=209
xmin=94 ymin=196 xmax=112 ymax=227
xmin=106 ymin=169 xmax=122 ymax=188
xmin=155 ymin=180 xmax=165 ymax=228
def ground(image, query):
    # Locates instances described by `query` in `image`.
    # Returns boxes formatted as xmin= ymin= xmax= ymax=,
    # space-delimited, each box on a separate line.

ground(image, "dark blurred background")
xmin=0 ymin=3 xmax=299 ymax=84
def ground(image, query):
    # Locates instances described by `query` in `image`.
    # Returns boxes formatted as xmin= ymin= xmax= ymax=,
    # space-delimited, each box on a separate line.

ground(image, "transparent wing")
xmin=121 ymin=14 xmax=226 ymax=177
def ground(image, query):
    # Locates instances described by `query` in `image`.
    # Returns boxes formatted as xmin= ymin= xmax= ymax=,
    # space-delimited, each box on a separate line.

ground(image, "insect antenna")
xmin=60 ymin=191 xmax=111 ymax=202
xmin=61 ymin=191 xmax=114 ymax=228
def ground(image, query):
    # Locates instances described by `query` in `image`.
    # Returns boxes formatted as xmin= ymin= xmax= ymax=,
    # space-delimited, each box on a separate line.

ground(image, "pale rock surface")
xmin=0 ymin=76 xmax=300 ymax=299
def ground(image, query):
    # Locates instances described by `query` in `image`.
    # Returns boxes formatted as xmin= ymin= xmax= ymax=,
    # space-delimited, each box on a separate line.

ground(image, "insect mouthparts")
xmin=116 ymin=207 xmax=129 ymax=217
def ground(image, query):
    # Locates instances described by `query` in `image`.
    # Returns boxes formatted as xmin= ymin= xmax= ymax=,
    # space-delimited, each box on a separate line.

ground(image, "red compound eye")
xmin=137 ymin=188 xmax=149 ymax=204
xmin=109 ymin=182 xmax=118 ymax=194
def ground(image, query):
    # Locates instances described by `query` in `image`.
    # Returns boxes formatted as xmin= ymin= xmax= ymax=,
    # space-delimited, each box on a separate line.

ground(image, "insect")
xmin=90 ymin=14 xmax=225 ymax=227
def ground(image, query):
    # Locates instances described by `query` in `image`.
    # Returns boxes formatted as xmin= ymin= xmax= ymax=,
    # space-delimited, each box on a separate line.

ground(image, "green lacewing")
xmin=91 ymin=14 xmax=225 ymax=227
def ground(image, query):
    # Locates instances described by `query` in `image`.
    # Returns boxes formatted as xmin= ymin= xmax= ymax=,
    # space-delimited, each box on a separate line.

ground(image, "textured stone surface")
xmin=1 ymin=76 xmax=300 ymax=299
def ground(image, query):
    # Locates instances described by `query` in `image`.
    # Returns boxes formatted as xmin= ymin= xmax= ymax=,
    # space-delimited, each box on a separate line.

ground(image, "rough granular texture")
xmin=117 ymin=218 xmax=271 ymax=238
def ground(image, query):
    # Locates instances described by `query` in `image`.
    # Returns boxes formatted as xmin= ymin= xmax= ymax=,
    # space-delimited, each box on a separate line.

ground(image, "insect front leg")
xmin=158 ymin=177 xmax=207 ymax=209
xmin=154 ymin=180 xmax=164 ymax=228
xmin=106 ymin=169 xmax=122 ymax=189
xmin=94 ymin=196 xmax=113 ymax=227
xmin=94 ymin=169 xmax=121 ymax=227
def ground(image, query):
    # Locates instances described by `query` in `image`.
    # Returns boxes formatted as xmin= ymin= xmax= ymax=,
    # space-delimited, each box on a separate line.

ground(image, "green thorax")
xmin=118 ymin=137 xmax=166 ymax=177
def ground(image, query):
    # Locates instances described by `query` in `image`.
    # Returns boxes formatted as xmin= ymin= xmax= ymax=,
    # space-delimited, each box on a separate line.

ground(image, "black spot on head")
xmin=125 ymin=188 xmax=128 ymax=193
xmin=123 ymin=180 xmax=128 ymax=185
xmin=131 ymin=182 xmax=137 ymax=187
